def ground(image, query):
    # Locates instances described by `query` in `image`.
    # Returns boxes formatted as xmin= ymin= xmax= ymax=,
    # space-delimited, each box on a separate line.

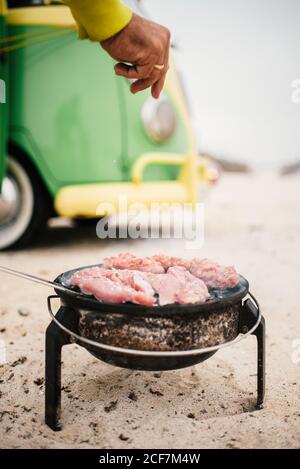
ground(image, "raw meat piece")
xmin=151 ymin=254 xmax=191 ymax=271
xmin=189 ymin=258 xmax=239 ymax=289
xmin=102 ymin=252 xmax=135 ymax=269
xmin=110 ymin=269 xmax=155 ymax=298
xmin=70 ymin=266 xmax=103 ymax=285
xmin=168 ymin=266 xmax=209 ymax=304
xmin=70 ymin=267 xmax=156 ymax=306
xmin=71 ymin=265 xmax=209 ymax=306
xmin=103 ymin=252 xmax=164 ymax=274
xmin=77 ymin=277 xmax=155 ymax=305
xmin=70 ymin=254 xmax=239 ymax=306
xmin=147 ymin=272 xmax=182 ymax=306
xmin=147 ymin=266 xmax=209 ymax=306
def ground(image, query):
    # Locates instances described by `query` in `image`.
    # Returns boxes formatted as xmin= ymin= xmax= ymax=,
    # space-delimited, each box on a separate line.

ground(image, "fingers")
xmin=115 ymin=49 xmax=170 ymax=98
xmin=130 ymin=76 xmax=157 ymax=94
xmin=115 ymin=60 xmax=156 ymax=80
xmin=114 ymin=63 xmax=139 ymax=79
xmin=151 ymin=73 xmax=166 ymax=99
xmin=130 ymin=66 xmax=166 ymax=97
xmin=130 ymin=61 xmax=165 ymax=94
xmin=151 ymin=45 xmax=170 ymax=99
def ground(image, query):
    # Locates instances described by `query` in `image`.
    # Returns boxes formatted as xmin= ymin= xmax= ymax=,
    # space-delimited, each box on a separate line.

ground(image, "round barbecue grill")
xmin=44 ymin=264 xmax=266 ymax=431
xmin=0 ymin=262 xmax=266 ymax=432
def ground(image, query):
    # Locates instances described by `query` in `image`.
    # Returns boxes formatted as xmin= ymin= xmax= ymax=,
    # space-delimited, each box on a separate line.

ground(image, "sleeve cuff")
xmin=64 ymin=0 xmax=133 ymax=42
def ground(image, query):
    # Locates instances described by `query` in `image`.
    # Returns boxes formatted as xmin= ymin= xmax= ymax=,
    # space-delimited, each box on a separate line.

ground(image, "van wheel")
xmin=0 ymin=154 xmax=51 ymax=250
xmin=73 ymin=218 xmax=99 ymax=228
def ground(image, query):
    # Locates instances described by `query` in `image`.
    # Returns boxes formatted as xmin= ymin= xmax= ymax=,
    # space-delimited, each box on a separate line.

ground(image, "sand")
xmin=0 ymin=172 xmax=299 ymax=449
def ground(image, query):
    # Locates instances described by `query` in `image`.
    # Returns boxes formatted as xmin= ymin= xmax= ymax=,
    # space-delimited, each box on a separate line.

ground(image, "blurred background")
xmin=144 ymin=0 xmax=300 ymax=171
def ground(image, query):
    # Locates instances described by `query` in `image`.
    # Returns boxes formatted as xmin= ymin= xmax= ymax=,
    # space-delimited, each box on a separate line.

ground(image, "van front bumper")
xmin=54 ymin=152 xmax=205 ymax=218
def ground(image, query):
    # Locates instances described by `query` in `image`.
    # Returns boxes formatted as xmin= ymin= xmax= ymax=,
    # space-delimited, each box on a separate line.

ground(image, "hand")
xmin=100 ymin=13 xmax=170 ymax=99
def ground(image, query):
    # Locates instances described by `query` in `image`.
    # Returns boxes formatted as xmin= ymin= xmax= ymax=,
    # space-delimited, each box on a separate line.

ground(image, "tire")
xmin=73 ymin=218 xmax=99 ymax=228
xmin=0 ymin=151 xmax=52 ymax=250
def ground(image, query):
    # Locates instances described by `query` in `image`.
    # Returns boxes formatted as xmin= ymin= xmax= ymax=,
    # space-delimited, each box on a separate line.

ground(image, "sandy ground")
xmin=0 ymin=172 xmax=299 ymax=449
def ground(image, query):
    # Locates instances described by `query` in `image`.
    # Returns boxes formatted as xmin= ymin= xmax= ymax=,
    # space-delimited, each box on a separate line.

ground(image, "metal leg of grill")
xmin=252 ymin=315 xmax=266 ymax=408
xmin=45 ymin=306 xmax=72 ymax=431
xmin=240 ymin=296 xmax=266 ymax=409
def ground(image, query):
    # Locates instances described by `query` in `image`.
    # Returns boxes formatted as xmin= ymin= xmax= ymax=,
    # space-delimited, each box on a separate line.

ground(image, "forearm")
xmin=62 ymin=0 xmax=132 ymax=41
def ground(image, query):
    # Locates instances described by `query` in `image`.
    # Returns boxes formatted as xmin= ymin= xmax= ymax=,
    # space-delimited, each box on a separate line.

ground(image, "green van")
xmin=0 ymin=0 xmax=211 ymax=249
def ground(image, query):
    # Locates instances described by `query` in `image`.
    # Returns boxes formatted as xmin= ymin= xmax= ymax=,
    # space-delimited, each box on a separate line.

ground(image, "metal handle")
xmin=0 ymin=265 xmax=76 ymax=296
xmin=47 ymin=293 xmax=262 ymax=358
xmin=239 ymin=291 xmax=261 ymax=334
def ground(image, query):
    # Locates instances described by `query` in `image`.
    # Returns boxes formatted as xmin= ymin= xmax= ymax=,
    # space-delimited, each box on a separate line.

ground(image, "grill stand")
xmin=45 ymin=307 xmax=75 ymax=432
xmin=45 ymin=300 xmax=266 ymax=432
xmin=239 ymin=298 xmax=266 ymax=408
xmin=254 ymin=317 xmax=265 ymax=408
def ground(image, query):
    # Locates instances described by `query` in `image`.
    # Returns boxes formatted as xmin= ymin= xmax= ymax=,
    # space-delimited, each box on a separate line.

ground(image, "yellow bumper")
xmin=54 ymin=152 xmax=205 ymax=218
xmin=54 ymin=180 xmax=189 ymax=218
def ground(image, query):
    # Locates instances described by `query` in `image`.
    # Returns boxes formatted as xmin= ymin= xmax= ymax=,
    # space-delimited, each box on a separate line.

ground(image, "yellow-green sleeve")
xmin=62 ymin=0 xmax=133 ymax=42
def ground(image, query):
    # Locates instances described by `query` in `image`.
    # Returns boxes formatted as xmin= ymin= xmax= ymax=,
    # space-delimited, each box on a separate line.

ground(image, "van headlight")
xmin=141 ymin=96 xmax=177 ymax=143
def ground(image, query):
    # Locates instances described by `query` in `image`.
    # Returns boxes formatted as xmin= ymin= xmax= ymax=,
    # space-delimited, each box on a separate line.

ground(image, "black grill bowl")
xmin=87 ymin=348 xmax=218 ymax=371
xmin=52 ymin=265 xmax=249 ymax=370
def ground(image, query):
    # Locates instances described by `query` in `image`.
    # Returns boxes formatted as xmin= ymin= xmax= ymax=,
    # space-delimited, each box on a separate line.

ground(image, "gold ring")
xmin=154 ymin=64 xmax=164 ymax=70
